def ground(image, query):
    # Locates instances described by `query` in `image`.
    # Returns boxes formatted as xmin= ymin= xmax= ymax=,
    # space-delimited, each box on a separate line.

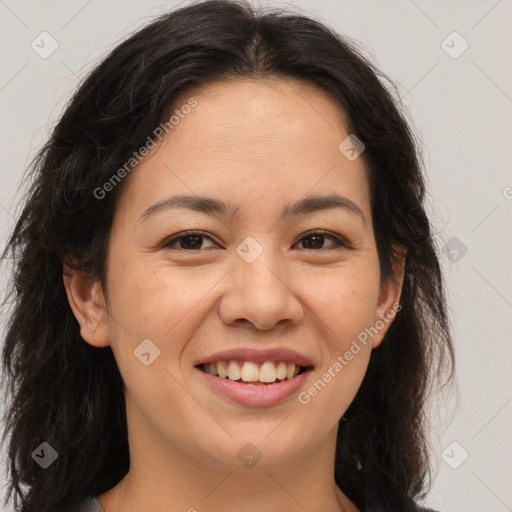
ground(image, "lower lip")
xmin=196 ymin=367 xmax=312 ymax=406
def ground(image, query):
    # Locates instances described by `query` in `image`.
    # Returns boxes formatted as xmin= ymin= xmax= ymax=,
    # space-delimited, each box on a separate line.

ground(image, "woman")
xmin=1 ymin=1 xmax=455 ymax=511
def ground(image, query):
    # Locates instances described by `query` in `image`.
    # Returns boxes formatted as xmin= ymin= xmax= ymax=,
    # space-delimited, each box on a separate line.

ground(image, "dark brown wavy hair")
xmin=1 ymin=1 xmax=455 ymax=511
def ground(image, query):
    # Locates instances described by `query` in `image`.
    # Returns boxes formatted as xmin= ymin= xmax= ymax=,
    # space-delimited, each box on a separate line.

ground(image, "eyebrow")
xmin=139 ymin=192 xmax=366 ymax=225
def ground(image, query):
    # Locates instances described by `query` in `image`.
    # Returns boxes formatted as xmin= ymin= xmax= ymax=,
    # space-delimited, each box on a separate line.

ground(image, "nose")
xmin=218 ymin=247 xmax=304 ymax=331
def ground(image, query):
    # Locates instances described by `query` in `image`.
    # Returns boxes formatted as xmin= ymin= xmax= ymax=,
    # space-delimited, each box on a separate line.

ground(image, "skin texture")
xmin=63 ymin=78 xmax=404 ymax=512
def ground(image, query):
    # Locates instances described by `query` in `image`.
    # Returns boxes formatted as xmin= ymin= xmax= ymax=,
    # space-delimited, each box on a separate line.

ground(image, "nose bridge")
xmin=244 ymin=250 xmax=281 ymax=290
xmin=236 ymin=235 xmax=288 ymax=300
xmin=218 ymin=235 xmax=303 ymax=329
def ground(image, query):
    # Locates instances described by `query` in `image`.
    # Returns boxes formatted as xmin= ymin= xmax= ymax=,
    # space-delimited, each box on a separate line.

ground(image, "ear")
xmin=62 ymin=262 xmax=111 ymax=348
xmin=371 ymin=245 xmax=406 ymax=349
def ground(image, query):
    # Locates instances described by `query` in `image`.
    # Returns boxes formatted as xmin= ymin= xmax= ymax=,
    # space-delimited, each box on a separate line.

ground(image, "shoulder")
xmin=61 ymin=494 xmax=104 ymax=512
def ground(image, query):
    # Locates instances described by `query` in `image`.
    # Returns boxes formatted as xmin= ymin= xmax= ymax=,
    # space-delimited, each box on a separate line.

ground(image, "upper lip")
xmin=194 ymin=347 xmax=315 ymax=368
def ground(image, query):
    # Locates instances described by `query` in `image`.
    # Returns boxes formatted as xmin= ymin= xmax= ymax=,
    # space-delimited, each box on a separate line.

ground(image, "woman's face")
xmin=70 ymin=78 xmax=402 ymax=472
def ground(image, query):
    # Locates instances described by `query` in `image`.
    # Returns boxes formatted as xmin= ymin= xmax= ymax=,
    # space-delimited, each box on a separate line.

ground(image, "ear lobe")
xmin=371 ymin=246 xmax=406 ymax=349
xmin=62 ymin=262 xmax=110 ymax=348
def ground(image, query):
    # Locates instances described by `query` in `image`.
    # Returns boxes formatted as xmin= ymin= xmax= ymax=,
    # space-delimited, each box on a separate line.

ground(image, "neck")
xmin=97 ymin=397 xmax=359 ymax=512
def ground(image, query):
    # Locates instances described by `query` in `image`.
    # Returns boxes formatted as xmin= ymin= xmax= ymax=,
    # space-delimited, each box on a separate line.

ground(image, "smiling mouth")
xmin=196 ymin=360 xmax=310 ymax=385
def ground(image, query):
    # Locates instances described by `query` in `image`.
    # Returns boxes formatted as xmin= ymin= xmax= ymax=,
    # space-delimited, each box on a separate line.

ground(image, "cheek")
xmin=109 ymin=256 xmax=207 ymax=331
xmin=106 ymin=259 xmax=245 ymax=397
xmin=293 ymin=275 xmax=378 ymax=434
xmin=303 ymin=259 xmax=382 ymax=340
xmin=298 ymin=263 xmax=380 ymax=408
xmin=105 ymin=262 xmax=214 ymax=430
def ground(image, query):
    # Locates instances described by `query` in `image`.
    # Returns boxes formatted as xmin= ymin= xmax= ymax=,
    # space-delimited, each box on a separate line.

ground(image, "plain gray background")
xmin=0 ymin=1 xmax=511 ymax=511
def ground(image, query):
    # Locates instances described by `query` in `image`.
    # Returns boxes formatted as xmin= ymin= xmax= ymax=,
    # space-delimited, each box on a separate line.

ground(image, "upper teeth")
xmin=203 ymin=361 xmax=301 ymax=383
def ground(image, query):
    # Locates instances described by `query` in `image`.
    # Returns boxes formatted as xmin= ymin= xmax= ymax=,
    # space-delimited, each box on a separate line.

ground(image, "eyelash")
xmin=162 ymin=230 xmax=351 ymax=252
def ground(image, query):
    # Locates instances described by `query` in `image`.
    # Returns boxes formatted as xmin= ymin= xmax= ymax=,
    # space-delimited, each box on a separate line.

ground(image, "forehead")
xmin=170 ymin=78 xmax=348 ymax=152
xmin=116 ymin=78 xmax=371 ymax=224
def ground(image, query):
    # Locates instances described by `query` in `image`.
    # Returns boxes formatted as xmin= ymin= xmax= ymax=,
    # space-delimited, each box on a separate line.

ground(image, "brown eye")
xmin=163 ymin=231 xmax=217 ymax=250
xmin=295 ymin=231 xmax=349 ymax=250
xmin=161 ymin=230 xmax=350 ymax=252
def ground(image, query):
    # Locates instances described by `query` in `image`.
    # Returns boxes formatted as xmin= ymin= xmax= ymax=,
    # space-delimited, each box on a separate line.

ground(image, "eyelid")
xmin=161 ymin=229 xmax=352 ymax=251
xmin=161 ymin=230 xmax=217 ymax=248
xmin=296 ymin=229 xmax=351 ymax=250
